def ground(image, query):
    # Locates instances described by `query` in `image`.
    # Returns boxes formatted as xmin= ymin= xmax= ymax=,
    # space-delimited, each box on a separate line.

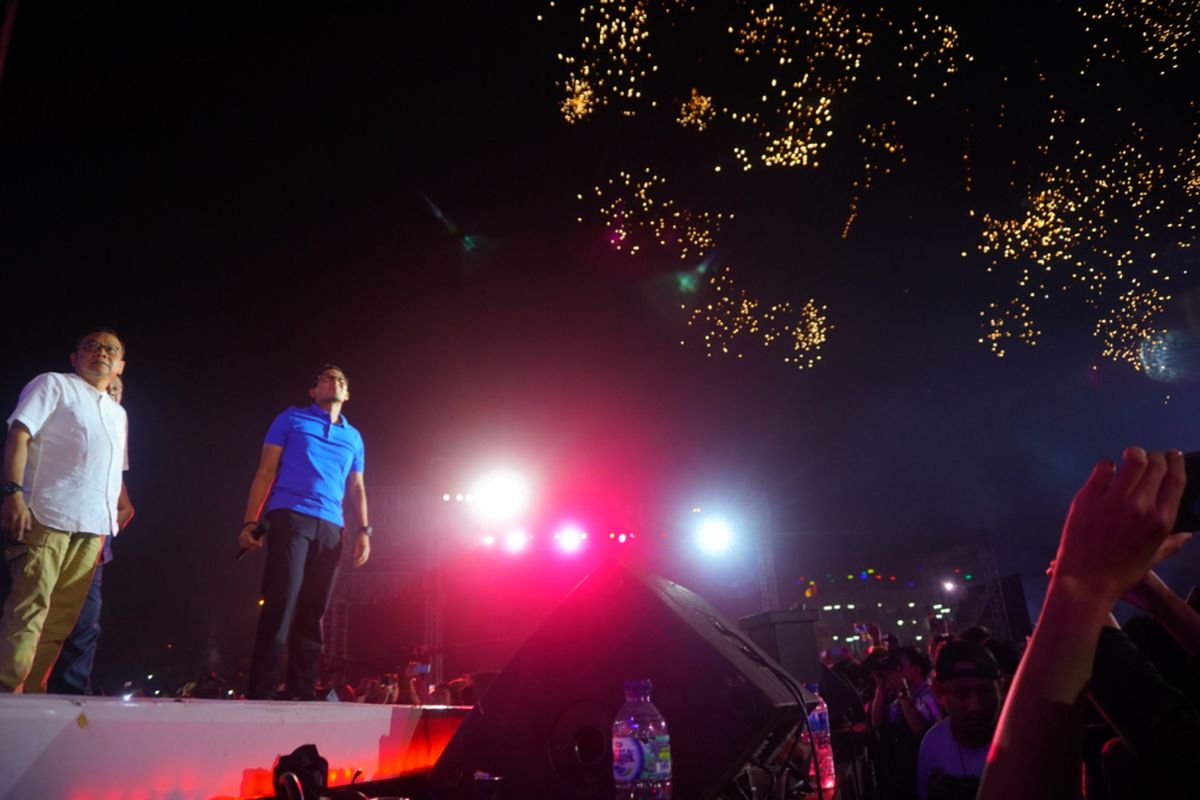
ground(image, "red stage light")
xmin=504 ymin=530 xmax=530 ymax=554
xmin=553 ymin=525 xmax=587 ymax=553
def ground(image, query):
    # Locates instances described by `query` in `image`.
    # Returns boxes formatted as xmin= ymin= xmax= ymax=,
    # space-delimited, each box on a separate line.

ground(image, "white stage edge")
xmin=0 ymin=694 xmax=466 ymax=800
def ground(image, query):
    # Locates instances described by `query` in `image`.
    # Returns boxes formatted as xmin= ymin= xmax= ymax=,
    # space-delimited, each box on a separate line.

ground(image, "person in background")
xmin=917 ymin=640 xmax=1002 ymax=800
xmin=978 ymin=446 xmax=1189 ymax=800
xmin=48 ymin=374 xmax=134 ymax=694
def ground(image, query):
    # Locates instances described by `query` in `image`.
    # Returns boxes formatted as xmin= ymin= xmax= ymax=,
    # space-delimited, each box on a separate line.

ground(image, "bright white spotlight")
xmin=697 ymin=519 xmax=733 ymax=554
xmin=942 ymin=581 xmax=957 ymax=592
xmin=554 ymin=524 xmax=587 ymax=553
xmin=504 ymin=530 xmax=529 ymax=553
xmin=481 ymin=534 xmax=496 ymax=547
xmin=469 ymin=470 xmax=531 ymax=524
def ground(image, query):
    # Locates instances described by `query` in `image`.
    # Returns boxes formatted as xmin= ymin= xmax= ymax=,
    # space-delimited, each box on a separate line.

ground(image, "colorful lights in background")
xmin=544 ymin=1 xmax=1200 ymax=372
xmin=794 ymin=565 xmax=976 ymax=593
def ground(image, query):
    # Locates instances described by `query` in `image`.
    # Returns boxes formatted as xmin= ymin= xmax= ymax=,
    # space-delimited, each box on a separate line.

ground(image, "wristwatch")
xmin=1 ymin=482 xmax=23 ymax=496
xmin=358 ymin=525 xmax=374 ymax=537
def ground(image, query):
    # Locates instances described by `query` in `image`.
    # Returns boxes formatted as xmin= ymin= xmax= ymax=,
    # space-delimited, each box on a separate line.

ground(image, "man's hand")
xmin=353 ymin=532 xmax=371 ymax=567
xmin=238 ymin=524 xmax=264 ymax=552
xmin=1 ymin=494 xmax=32 ymax=541
xmin=1053 ymin=447 xmax=1186 ymax=608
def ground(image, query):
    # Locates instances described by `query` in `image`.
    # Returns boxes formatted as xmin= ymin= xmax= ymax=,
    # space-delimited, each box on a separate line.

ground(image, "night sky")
xmin=1 ymin=1 xmax=1198 ymax=689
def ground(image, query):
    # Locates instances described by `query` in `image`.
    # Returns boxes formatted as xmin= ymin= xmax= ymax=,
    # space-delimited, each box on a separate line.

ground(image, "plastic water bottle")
xmin=805 ymin=685 xmax=836 ymax=792
xmin=612 ymin=679 xmax=672 ymax=799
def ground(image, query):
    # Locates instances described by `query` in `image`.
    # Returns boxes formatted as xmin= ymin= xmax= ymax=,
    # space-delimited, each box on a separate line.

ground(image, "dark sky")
xmin=1 ymin=1 xmax=1197 ymax=687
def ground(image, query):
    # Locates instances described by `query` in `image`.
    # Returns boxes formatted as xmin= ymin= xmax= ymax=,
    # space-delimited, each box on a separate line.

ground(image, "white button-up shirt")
xmin=7 ymin=372 xmax=128 ymax=535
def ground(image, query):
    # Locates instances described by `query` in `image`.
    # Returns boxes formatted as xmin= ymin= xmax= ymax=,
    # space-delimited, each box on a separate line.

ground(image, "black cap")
xmin=935 ymin=640 xmax=1000 ymax=681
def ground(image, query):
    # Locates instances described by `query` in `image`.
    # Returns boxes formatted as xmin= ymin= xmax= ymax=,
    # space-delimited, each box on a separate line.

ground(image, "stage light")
xmin=554 ymin=524 xmax=587 ymax=553
xmin=504 ymin=530 xmax=530 ymax=553
xmin=942 ymin=581 xmax=957 ymax=592
xmin=697 ymin=518 xmax=733 ymax=554
xmin=469 ymin=470 xmax=531 ymax=523
xmin=617 ymin=533 xmax=628 ymax=544
xmin=481 ymin=534 xmax=496 ymax=546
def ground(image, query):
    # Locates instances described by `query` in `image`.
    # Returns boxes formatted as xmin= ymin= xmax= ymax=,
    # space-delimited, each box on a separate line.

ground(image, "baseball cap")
xmin=935 ymin=640 xmax=1000 ymax=681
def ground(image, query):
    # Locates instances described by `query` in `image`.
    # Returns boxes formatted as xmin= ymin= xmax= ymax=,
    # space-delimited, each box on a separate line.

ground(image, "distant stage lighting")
xmin=697 ymin=519 xmax=733 ymax=554
xmin=554 ymin=525 xmax=587 ymax=553
xmin=481 ymin=534 xmax=496 ymax=547
xmin=504 ymin=530 xmax=530 ymax=553
xmin=470 ymin=470 xmax=531 ymax=524
xmin=942 ymin=581 xmax=957 ymax=592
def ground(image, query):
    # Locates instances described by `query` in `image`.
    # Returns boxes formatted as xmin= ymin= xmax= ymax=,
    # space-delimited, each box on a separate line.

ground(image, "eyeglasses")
xmin=81 ymin=341 xmax=122 ymax=356
xmin=317 ymin=373 xmax=347 ymax=385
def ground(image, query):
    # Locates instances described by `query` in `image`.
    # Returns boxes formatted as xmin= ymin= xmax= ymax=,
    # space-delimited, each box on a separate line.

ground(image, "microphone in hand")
xmin=236 ymin=520 xmax=269 ymax=561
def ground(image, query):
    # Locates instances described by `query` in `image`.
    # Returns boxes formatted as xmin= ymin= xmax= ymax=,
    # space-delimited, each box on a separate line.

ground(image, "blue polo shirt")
xmin=263 ymin=405 xmax=365 ymax=526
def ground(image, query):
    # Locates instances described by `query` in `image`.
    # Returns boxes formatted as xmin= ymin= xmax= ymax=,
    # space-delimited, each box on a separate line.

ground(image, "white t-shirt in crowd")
xmin=916 ymin=718 xmax=989 ymax=800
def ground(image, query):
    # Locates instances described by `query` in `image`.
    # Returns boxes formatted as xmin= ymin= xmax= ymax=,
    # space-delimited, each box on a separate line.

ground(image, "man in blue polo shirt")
xmin=238 ymin=364 xmax=372 ymax=701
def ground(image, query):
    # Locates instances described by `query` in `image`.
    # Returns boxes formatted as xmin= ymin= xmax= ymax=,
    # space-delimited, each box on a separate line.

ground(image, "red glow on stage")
xmin=554 ymin=524 xmax=588 ymax=553
xmin=504 ymin=530 xmax=530 ymax=553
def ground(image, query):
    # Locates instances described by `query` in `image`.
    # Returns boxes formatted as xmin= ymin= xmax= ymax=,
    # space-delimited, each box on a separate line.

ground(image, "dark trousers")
xmin=248 ymin=509 xmax=343 ymax=700
xmin=47 ymin=561 xmax=103 ymax=694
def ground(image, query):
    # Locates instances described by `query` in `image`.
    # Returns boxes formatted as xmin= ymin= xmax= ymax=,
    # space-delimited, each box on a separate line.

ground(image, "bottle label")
xmin=647 ymin=735 xmax=672 ymax=779
xmin=613 ymin=737 xmax=644 ymax=784
xmin=613 ymin=736 xmax=672 ymax=783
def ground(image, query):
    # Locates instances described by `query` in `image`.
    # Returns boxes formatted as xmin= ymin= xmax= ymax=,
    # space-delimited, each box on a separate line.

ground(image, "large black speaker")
xmin=431 ymin=559 xmax=806 ymax=799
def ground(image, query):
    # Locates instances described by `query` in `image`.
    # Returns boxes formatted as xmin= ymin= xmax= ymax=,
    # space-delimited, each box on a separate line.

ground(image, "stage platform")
xmin=0 ymin=693 xmax=468 ymax=800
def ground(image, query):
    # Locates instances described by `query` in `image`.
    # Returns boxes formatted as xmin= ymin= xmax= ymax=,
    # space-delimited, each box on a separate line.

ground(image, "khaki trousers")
xmin=0 ymin=516 xmax=102 ymax=692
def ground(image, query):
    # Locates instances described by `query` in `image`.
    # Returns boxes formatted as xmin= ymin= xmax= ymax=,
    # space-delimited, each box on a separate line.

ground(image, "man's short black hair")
xmin=314 ymin=364 xmax=348 ymax=384
xmin=893 ymin=645 xmax=933 ymax=679
xmin=76 ymin=327 xmax=125 ymax=355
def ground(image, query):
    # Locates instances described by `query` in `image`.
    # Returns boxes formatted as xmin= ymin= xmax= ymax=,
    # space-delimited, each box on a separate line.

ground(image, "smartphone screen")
xmin=1175 ymin=452 xmax=1200 ymax=532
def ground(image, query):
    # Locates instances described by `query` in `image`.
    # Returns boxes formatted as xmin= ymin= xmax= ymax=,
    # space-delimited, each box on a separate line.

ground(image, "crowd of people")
xmin=315 ymin=665 xmax=495 ymax=706
xmin=816 ymin=447 xmax=1200 ymax=800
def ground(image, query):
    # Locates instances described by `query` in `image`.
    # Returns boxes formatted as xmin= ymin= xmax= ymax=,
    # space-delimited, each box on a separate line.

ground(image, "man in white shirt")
xmin=0 ymin=329 xmax=130 ymax=693
xmin=916 ymin=640 xmax=1003 ymax=800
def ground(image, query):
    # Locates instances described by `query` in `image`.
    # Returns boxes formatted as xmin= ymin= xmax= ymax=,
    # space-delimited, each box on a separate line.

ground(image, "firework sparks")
xmin=586 ymin=168 xmax=732 ymax=261
xmin=683 ymin=265 xmax=832 ymax=369
xmin=975 ymin=111 xmax=1196 ymax=368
